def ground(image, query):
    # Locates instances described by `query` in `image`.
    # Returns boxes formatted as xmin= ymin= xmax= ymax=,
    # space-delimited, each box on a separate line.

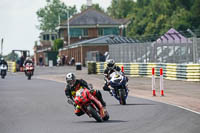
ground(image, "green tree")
xmin=36 ymin=0 xmax=77 ymax=32
xmin=107 ymin=0 xmax=135 ymax=19
xmin=80 ymin=4 xmax=105 ymax=12
xmin=136 ymin=0 xmax=150 ymax=8
xmin=52 ymin=39 xmax=63 ymax=52
xmin=126 ymin=0 xmax=197 ymax=38
xmin=190 ymin=0 xmax=200 ymax=30
xmin=166 ymin=8 xmax=191 ymax=31
xmin=4 ymin=52 xmax=19 ymax=61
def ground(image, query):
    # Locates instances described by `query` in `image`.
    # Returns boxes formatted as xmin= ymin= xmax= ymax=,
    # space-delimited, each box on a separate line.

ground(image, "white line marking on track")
xmin=143 ymin=98 xmax=200 ymax=115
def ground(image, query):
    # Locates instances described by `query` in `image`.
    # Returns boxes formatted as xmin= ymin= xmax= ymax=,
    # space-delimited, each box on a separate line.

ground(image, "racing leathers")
xmin=0 ymin=60 xmax=8 ymax=68
xmin=23 ymin=60 xmax=34 ymax=76
xmin=0 ymin=60 xmax=8 ymax=75
xmin=103 ymin=65 xmax=121 ymax=92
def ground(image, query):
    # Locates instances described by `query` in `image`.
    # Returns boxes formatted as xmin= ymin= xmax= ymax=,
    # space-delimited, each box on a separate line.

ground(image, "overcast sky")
xmin=0 ymin=0 xmax=112 ymax=56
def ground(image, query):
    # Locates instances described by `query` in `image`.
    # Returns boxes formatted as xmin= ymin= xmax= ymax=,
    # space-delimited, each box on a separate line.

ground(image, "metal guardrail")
xmin=7 ymin=61 xmax=16 ymax=72
xmin=90 ymin=62 xmax=200 ymax=82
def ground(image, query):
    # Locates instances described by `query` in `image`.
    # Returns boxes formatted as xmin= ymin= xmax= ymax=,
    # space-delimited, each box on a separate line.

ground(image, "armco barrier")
xmin=7 ymin=61 xmax=16 ymax=72
xmin=90 ymin=62 xmax=200 ymax=82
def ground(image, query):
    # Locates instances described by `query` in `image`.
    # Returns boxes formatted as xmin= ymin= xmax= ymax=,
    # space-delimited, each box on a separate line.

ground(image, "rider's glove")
xmin=67 ymin=99 xmax=75 ymax=106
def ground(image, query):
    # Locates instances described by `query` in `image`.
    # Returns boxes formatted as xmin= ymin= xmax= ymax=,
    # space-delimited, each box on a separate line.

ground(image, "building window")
xmin=98 ymin=28 xmax=103 ymax=36
xmin=43 ymin=35 xmax=46 ymax=40
xmin=46 ymin=34 xmax=49 ymax=40
xmin=83 ymin=29 xmax=88 ymax=37
xmin=51 ymin=35 xmax=56 ymax=40
xmin=70 ymin=28 xmax=82 ymax=37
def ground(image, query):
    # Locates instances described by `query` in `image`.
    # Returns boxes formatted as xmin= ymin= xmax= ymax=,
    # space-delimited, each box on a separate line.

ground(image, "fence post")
xmin=152 ymin=67 xmax=156 ymax=96
xmin=160 ymin=68 xmax=164 ymax=96
xmin=121 ymin=65 xmax=124 ymax=72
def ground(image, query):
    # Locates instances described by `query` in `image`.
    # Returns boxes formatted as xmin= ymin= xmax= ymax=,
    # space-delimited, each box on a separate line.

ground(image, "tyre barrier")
xmin=89 ymin=62 xmax=200 ymax=82
xmin=7 ymin=61 xmax=16 ymax=72
xmin=88 ymin=61 xmax=96 ymax=74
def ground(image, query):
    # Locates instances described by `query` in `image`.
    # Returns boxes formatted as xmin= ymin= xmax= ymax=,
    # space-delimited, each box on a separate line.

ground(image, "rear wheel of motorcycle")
xmin=87 ymin=105 xmax=103 ymax=122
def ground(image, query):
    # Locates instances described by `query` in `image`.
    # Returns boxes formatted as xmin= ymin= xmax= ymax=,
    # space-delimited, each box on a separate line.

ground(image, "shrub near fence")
xmin=92 ymin=62 xmax=200 ymax=82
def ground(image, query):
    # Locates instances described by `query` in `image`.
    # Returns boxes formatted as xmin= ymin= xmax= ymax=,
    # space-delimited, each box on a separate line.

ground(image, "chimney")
xmin=87 ymin=0 xmax=92 ymax=7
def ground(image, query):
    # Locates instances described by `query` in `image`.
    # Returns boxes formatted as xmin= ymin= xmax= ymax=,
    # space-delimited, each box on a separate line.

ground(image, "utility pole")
xmin=67 ymin=10 xmax=70 ymax=45
xmin=1 ymin=38 xmax=3 ymax=56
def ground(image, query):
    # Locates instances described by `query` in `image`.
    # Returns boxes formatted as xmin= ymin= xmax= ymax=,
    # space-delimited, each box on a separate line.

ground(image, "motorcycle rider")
xmin=65 ymin=73 xmax=106 ymax=116
xmin=0 ymin=58 xmax=8 ymax=74
xmin=23 ymin=57 xmax=34 ymax=75
xmin=0 ymin=57 xmax=8 ymax=67
xmin=103 ymin=59 xmax=128 ymax=95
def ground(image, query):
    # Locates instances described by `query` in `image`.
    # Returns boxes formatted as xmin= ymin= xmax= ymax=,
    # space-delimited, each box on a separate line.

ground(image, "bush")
xmin=52 ymin=39 xmax=63 ymax=52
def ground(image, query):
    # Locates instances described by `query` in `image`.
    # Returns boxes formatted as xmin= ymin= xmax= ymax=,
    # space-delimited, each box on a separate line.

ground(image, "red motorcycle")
xmin=25 ymin=63 xmax=34 ymax=80
xmin=74 ymin=88 xmax=109 ymax=122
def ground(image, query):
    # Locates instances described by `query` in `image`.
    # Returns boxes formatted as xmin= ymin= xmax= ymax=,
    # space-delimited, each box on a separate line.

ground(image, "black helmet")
xmin=107 ymin=59 xmax=115 ymax=69
xmin=66 ymin=73 xmax=76 ymax=87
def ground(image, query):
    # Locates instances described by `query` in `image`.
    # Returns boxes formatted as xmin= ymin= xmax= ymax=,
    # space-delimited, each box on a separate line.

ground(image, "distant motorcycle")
xmin=71 ymin=87 xmax=109 ymax=122
xmin=0 ymin=64 xmax=7 ymax=79
xmin=109 ymin=71 xmax=128 ymax=105
xmin=25 ymin=63 xmax=34 ymax=80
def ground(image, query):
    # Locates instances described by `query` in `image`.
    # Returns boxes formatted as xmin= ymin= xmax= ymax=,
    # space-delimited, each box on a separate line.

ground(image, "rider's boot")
xmin=109 ymin=89 xmax=113 ymax=96
xmin=96 ymin=90 xmax=106 ymax=107
xmin=103 ymin=84 xmax=113 ymax=96
xmin=103 ymin=84 xmax=110 ymax=91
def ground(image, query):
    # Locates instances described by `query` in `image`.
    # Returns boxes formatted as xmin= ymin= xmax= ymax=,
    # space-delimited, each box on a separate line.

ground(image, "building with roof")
xmin=155 ymin=28 xmax=192 ymax=44
xmin=34 ymin=32 xmax=58 ymax=65
xmin=57 ymin=7 xmax=130 ymax=65
xmin=34 ymin=0 xmax=130 ymax=66
xmin=57 ymin=8 xmax=129 ymax=46
xmin=59 ymin=35 xmax=136 ymax=65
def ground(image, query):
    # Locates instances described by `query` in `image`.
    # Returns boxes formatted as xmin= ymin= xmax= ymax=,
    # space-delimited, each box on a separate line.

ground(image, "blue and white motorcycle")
xmin=0 ymin=64 xmax=7 ymax=79
xmin=109 ymin=71 xmax=128 ymax=105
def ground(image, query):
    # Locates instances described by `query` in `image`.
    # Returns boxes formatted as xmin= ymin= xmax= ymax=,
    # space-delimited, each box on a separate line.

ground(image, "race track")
xmin=0 ymin=73 xmax=200 ymax=133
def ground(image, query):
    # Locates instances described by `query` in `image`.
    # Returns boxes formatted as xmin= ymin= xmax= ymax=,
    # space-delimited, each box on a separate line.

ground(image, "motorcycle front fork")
xmin=111 ymin=87 xmax=128 ymax=100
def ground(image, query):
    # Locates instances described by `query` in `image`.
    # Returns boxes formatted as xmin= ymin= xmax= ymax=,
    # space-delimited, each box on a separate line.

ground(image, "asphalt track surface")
xmin=0 ymin=73 xmax=200 ymax=133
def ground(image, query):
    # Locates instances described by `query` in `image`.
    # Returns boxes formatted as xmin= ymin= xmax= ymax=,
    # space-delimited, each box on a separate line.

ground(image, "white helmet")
xmin=26 ymin=57 xmax=32 ymax=61
xmin=107 ymin=59 xmax=115 ymax=69
xmin=66 ymin=73 xmax=76 ymax=87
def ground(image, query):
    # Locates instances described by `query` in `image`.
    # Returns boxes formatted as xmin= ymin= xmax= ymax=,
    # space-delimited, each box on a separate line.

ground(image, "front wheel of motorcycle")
xmin=1 ymin=75 xmax=5 ymax=79
xmin=87 ymin=105 xmax=103 ymax=122
xmin=28 ymin=75 xmax=31 ymax=80
xmin=119 ymin=90 xmax=126 ymax=105
xmin=120 ymin=97 xmax=126 ymax=105
xmin=103 ymin=112 xmax=109 ymax=121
